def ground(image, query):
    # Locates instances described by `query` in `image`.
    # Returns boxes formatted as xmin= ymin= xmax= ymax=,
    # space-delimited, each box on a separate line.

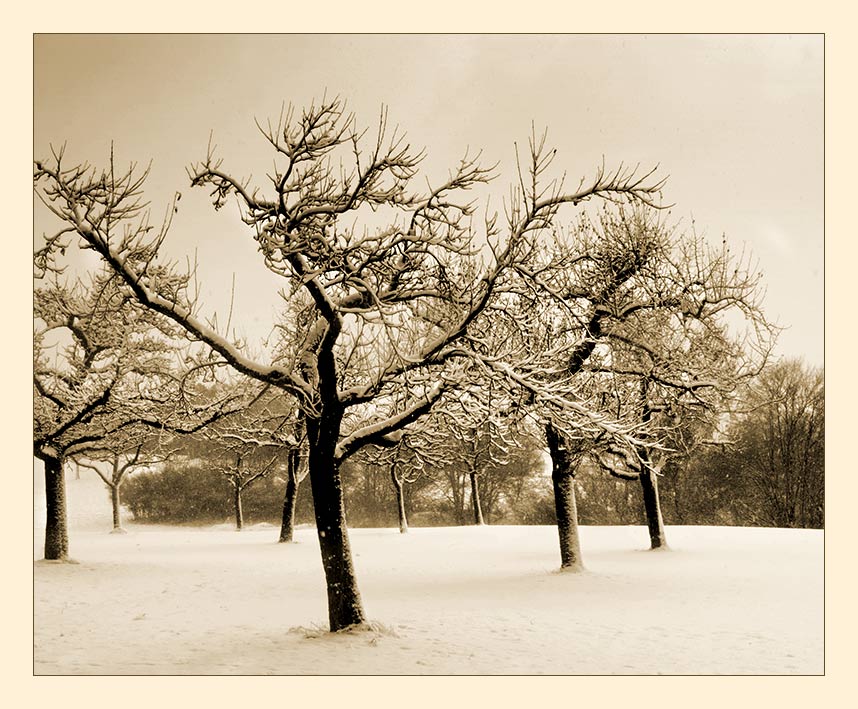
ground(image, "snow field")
xmin=33 ymin=471 xmax=823 ymax=675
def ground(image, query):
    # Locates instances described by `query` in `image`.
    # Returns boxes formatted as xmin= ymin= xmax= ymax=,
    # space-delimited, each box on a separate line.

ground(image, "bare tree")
xmin=369 ymin=379 xmax=536 ymax=528
xmin=202 ymin=389 xmax=307 ymax=537
xmin=388 ymin=441 xmax=414 ymax=533
xmin=34 ymin=99 xmax=664 ymax=628
xmin=584 ymin=245 xmax=774 ymax=548
xmin=389 ymin=434 xmax=446 ymax=533
xmin=475 ymin=425 xmax=545 ymax=524
xmin=427 ymin=383 xmax=518 ymax=526
xmin=216 ymin=451 xmax=278 ymax=530
xmin=363 ymin=433 xmax=432 ymax=533
xmin=33 ymin=268 xmax=245 ymax=559
xmin=483 ymin=205 xmax=776 ymax=562
xmin=725 ymin=359 xmax=824 ymax=528
xmin=72 ymin=435 xmax=170 ymax=533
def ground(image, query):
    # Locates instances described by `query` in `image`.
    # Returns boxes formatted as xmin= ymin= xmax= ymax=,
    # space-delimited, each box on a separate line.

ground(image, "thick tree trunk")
xmin=279 ymin=449 xmax=299 ymax=543
xmin=44 ymin=455 xmax=69 ymax=561
xmin=110 ymin=483 xmax=125 ymax=533
xmin=306 ymin=413 xmax=366 ymax=632
xmin=391 ymin=470 xmax=408 ymax=533
xmin=640 ymin=468 xmax=668 ymax=549
xmin=234 ymin=486 xmax=243 ymax=531
xmin=469 ymin=471 xmax=485 ymax=525
xmin=546 ymin=425 xmax=583 ymax=571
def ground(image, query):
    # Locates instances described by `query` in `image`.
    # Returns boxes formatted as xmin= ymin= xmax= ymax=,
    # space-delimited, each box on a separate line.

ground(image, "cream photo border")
xmin=7 ymin=5 xmax=848 ymax=706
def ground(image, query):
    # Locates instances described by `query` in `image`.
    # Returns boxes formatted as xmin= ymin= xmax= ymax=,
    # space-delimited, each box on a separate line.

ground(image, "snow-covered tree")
xmin=479 ymin=205 xmax=776 ymax=564
xmin=574 ymin=216 xmax=775 ymax=549
xmin=33 ymin=268 xmax=244 ymax=559
xmin=423 ymin=383 xmax=518 ymax=526
xmin=217 ymin=451 xmax=278 ymax=531
xmin=34 ymin=99 xmax=664 ymax=628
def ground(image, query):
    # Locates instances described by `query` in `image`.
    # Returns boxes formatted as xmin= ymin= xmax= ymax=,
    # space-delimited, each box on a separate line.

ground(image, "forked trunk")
xmin=306 ymin=414 xmax=366 ymax=632
xmin=279 ymin=448 xmax=299 ymax=543
xmin=469 ymin=471 xmax=485 ymax=525
xmin=391 ymin=469 xmax=408 ymax=533
xmin=640 ymin=467 xmax=667 ymax=549
xmin=546 ymin=424 xmax=583 ymax=571
xmin=44 ymin=455 xmax=69 ymax=560
xmin=234 ymin=486 xmax=243 ymax=531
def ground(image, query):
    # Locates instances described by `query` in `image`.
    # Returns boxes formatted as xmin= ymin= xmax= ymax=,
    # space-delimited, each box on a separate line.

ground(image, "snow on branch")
xmin=35 ymin=97 xmax=672 ymax=472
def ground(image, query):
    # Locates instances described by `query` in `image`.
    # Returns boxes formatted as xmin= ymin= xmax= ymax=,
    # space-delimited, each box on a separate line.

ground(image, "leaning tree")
xmin=34 ymin=98 xmax=664 ymax=629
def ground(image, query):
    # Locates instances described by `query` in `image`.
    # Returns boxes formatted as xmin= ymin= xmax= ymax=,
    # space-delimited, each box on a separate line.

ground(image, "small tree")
xmin=72 ymin=435 xmax=169 ymax=533
xmin=364 ymin=433 xmax=431 ymax=533
xmin=430 ymin=384 xmax=517 ymax=526
xmin=476 ymin=426 xmax=546 ymax=524
xmin=202 ymin=388 xmax=307 ymax=536
xmin=217 ymin=451 xmax=278 ymax=530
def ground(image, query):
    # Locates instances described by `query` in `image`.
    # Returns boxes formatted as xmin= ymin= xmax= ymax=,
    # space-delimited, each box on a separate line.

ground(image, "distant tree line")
xmin=120 ymin=356 xmax=823 ymax=531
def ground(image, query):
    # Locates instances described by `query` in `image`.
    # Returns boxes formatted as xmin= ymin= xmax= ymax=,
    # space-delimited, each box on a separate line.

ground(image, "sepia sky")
xmin=34 ymin=34 xmax=824 ymax=365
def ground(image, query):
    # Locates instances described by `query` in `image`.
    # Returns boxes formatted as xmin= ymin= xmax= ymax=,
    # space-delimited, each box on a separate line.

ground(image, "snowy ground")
xmin=33 ymin=470 xmax=824 ymax=675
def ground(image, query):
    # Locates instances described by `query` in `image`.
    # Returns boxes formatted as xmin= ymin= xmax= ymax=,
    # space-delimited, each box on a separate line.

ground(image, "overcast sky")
xmin=34 ymin=34 xmax=823 ymax=365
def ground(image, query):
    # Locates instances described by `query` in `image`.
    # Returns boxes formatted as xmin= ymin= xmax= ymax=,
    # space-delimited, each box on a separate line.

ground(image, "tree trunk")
xmin=672 ymin=464 xmax=686 ymax=525
xmin=279 ymin=449 xmax=299 ymax=543
xmin=110 ymin=483 xmax=125 ymax=533
xmin=640 ymin=468 xmax=668 ymax=549
xmin=469 ymin=471 xmax=485 ymax=525
xmin=234 ymin=486 xmax=243 ymax=531
xmin=391 ymin=469 xmax=408 ymax=533
xmin=44 ymin=455 xmax=69 ymax=561
xmin=637 ymin=386 xmax=668 ymax=549
xmin=449 ymin=472 xmax=466 ymax=525
xmin=546 ymin=424 xmax=583 ymax=571
xmin=306 ymin=413 xmax=366 ymax=631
